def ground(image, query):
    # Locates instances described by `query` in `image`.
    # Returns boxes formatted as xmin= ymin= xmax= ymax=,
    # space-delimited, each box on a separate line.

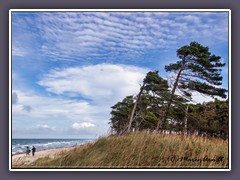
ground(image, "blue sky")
xmin=11 ymin=11 xmax=229 ymax=138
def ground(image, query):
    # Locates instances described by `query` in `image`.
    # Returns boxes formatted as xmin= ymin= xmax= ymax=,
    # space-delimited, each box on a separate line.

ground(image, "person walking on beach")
xmin=32 ymin=146 xmax=36 ymax=157
xmin=26 ymin=146 xmax=30 ymax=156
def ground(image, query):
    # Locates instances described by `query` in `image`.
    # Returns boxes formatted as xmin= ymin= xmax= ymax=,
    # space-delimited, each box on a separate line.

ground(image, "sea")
xmin=12 ymin=138 xmax=94 ymax=155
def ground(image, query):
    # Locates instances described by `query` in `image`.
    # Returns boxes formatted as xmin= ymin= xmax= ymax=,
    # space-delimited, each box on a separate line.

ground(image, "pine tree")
xmin=127 ymin=71 xmax=169 ymax=132
xmin=158 ymin=42 xmax=227 ymax=131
xmin=109 ymin=96 xmax=134 ymax=135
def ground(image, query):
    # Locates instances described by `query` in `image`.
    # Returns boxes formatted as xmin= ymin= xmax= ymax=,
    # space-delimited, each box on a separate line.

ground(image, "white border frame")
xmin=9 ymin=9 xmax=231 ymax=171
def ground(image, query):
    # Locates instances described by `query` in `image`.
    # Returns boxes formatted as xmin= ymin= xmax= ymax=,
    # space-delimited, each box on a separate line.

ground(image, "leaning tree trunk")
xmin=156 ymin=64 xmax=185 ymax=132
xmin=184 ymin=105 xmax=189 ymax=136
xmin=127 ymin=84 xmax=145 ymax=132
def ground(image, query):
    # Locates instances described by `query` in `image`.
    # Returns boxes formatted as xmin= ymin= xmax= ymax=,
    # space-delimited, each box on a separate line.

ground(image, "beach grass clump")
xmin=28 ymin=133 xmax=228 ymax=168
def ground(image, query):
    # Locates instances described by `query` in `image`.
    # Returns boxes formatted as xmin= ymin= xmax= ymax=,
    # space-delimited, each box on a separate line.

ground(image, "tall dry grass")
xmin=29 ymin=133 xmax=228 ymax=168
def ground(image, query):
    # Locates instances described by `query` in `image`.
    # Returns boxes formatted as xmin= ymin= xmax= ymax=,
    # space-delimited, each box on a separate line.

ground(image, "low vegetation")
xmin=28 ymin=133 xmax=228 ymax=168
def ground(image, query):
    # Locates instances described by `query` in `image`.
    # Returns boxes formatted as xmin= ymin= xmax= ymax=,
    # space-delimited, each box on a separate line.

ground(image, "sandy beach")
xmin=12 ymin=146 xmax=76 ymax=167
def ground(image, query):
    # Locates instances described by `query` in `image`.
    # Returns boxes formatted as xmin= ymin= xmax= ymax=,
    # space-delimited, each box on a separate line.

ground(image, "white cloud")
xmin=12 ymin=64 xmax=149 ymax=138
xmin=12 ymin=92 xmax=18 ymax=104
xmin=37 ymin=124 xmax=49 ymax=128
xmin=36 ymin=124 xmax=55 ymax=130
xmin=175 ymin=15 xmax=201 ymax=24
xmin=12 ymin=46 xmax=26 ymax=57
xmin=190 ymin=92 xmax=215 ymax=104
xmin=175 ymin=88 xmax=227 ymax=104
xmin=12 ymin=90 xmax=92 ymax=120
xmin=22 ymin=105 xmax=33 ymax=112
xmin=37 ymin=64 xmax=149 ymax=104
xmin=12 ymin=90 xmax=107 ymax=138
xmin=72 ymin=122 xmax=95 ymax=130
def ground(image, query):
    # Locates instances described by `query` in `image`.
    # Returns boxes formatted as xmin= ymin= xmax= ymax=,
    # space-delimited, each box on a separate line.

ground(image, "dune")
xmin=11 ymin=134 xmax=228 ymax=168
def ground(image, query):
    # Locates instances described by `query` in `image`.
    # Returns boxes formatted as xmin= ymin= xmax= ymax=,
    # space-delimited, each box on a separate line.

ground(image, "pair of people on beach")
xmin=26 ymin=146 xmax=36 ymax=156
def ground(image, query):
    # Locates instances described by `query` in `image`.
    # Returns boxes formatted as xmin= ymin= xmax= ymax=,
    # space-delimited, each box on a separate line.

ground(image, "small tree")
xmin=187 ymin=100 xmax=228 ymax=138
xmin=158 ymin=42 xmax=227 ymax=131
xmin=109 ymin=96 xmax=134 ymax=135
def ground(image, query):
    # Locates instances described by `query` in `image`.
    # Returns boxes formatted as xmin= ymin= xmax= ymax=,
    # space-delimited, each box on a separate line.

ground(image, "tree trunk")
xmin=156 ymin=61 xmax=185 ymax=131
xmin=127 ymin=84 xmax=145 ymax=132
xmin=184 ymin=105 xmax=189 ymax=136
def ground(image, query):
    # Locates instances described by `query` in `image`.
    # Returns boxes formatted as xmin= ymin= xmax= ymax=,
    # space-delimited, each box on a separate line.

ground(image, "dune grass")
xmin=28 ymin=133 xmax=228 ymax=168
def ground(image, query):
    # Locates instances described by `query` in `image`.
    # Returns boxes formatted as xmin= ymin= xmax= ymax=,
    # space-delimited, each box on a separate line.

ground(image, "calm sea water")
xmin=12 ymin=139 xmax=94 ymax=155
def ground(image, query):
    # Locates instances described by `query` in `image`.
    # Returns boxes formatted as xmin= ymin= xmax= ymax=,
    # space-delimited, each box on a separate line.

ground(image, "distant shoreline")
xmin=12 ymin=144 xmax=78 ymax=156
xmin=11 ymin=139 xmax=95 ymax=155
xmin=12 ymin=142 xmax=94 ymax=167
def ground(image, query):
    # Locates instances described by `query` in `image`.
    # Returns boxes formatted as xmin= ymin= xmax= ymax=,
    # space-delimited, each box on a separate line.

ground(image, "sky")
xmin=11 ymin=10 xmax=229 ymax=139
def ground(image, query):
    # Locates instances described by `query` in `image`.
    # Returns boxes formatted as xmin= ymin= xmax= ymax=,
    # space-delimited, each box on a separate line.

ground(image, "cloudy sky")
xmin=11 ymin=10 xmax=229 ymax=139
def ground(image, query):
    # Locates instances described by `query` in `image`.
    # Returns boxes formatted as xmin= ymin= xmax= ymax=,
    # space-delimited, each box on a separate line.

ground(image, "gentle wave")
xmin=12 ymin=139 xmax=94 ymax=155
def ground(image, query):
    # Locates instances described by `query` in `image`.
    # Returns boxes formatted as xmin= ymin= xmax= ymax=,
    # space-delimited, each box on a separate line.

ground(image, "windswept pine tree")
xmin=109 ymin=96 xmax=134 ymax=135
xmin=159 ymin=42 xmax=227 ymax=132
xmin=110 ymin=71 xmax=170 ymax=135
xmin=127 ymin=71 xmax=169 ymax=132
